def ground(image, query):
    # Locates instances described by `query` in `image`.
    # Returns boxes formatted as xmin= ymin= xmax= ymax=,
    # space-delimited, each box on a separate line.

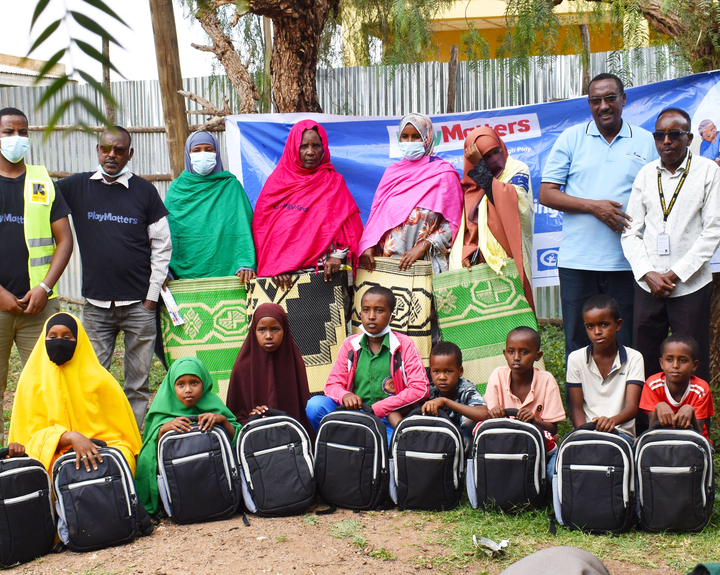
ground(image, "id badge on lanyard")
xmin=657 ymin=232 xmax=670 ymax=255
xmin=657 ymin=152 xmax=691 ymax=256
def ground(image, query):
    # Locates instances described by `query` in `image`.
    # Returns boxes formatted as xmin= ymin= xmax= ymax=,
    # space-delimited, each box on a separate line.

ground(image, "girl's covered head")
xmin=253 ymin=303 xmax=288 ymax=353
xmin=45 ymin=313 xmax=79 ymax=366
xmin=167 ymin=357 xmax=212 ymax=409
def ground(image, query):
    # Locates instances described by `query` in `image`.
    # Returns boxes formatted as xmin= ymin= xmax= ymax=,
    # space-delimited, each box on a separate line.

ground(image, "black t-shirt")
xmin=0 ymin=173 xmax=71 ymax=298
xmin=55 ymin=173 xmax=168 ymax=301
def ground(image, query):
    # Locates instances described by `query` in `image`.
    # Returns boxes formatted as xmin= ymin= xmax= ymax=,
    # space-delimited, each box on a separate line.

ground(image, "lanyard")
xmin=657 ymin=151 xmax=692 ymax=227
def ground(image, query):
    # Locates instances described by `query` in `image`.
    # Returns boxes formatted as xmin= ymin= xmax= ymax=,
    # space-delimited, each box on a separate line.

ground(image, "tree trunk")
xmin=149 ymin=0 xmax=190 ymax=179
xmin=710 ymin=273 xmax=720 ymax=386
xmin=446 ymin=45 xmax=458 ymax=114
xmin=579 ymin=24 xmax=591 ymax=95
xmin=193 ymin=10 xmax=259 ymax=114
xmin=102 ymin=38 xmax=116 ymax=124
xmin=251 ymin=0 xmax=337 ymax=113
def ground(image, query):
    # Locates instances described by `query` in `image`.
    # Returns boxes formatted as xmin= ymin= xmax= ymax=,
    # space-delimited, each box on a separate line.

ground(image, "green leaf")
xmin=77 ymin=70 xmax=119 ymax=108
xmin=79 ymin=0 xmax=128 ymax=27
xmin=36 ymin=76 xmax=70 ymax=107
xmin=69 ymin=12 xmax=124 ymax=47
xmin=74 ymin=40 xmax=121 ymax=74
xmin=75 ymin=97 xmax=112 ymax=126
xmin=42 ymin=99 xmax=72 ymax=138
xmin=35 ymin=49 xmax=65 ymax=78
xmin=28 ymin=19 xmax=62 ymax=56
xmin=31 ymin=0 xmax=52 ymax=30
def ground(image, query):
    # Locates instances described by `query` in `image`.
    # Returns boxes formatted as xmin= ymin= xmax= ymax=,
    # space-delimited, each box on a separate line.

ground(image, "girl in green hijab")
xmin=136 ymin=356 xmax=242 ymax=515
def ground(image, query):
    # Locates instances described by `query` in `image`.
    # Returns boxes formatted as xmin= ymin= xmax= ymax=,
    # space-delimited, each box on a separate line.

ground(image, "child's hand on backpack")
xmin=673 ymin=405 xmax=695 ymax=429
xmin=249 ymin=405 xmax=270 ymax=417
xmin=422 ymin=398 xmax=445 ymax=416
xmin=342 ymin=393 xmax=363 ymax=410
xmin=198 ymin=412 xmax=227 ymax=431
xmin=516 ymin=407 xmax=535 ymax=423
xmin=488 ymin=406 xmax=506 ymax=419
xmin=655 ymin=402 xmax=675 ymax=428
xmin=160 ymin=417 xmax=194 ymax=436
xmin=7 ymin=442 xmax=25 ymax=458
xmin=593 ymin=416 xmax=617 ymax=433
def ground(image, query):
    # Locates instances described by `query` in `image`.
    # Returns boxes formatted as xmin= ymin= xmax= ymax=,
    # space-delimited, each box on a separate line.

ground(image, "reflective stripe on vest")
xmin=23 ymin=165 xmax=56 ymax=298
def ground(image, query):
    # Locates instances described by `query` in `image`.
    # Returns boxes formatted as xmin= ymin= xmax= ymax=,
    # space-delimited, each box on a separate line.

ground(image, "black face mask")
xmin=46 ymin=339 xmax=77 ymax=366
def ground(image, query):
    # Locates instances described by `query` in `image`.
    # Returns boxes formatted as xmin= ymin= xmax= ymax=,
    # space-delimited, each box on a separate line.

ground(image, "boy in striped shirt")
xmin=639 ymin=334 xmax=714 ymax=440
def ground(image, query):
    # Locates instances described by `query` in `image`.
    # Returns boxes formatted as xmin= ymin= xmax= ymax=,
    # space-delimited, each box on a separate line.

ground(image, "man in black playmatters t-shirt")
xmin=55 ymin=126 xmax=171 ymax=428
xmin=0 ymin=107 xmax=73 ymax=444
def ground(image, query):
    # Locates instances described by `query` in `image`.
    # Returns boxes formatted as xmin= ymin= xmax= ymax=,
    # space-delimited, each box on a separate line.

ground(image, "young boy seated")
xmin=422 ymin=341 xmax=488 ymax=448
xmin=566 ymin=295 xmax=645 ymax=443
xmin=305 ymin=286 xmax=430 ymax=444
xmin=484 ymin=326 xmax=565 ymax=476
xmin=640 ymin=334 xmax=714 ymax=440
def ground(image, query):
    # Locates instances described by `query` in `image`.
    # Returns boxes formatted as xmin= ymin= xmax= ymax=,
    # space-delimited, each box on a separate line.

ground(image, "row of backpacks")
xmin=2 ymin=405 xmax=714 ymax=567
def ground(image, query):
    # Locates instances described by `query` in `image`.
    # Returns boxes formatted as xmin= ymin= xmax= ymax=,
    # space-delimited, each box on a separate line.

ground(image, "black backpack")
xmin=52 ymin=440 xmax=153 ymax=552
xmin=156 ymin=417 xmax=240 ymax=524
xmin=634 ymin=425 xmax=715 ymax=532
xmin=389 ymin=409 xmax=464 ymax=510
xmin=315 ymin=405 xmax=389 ymax=510
xmin=467 ymin=409 xmax=547 ymax=512
xmin=236 ymin=409 xmax=315 ymax=516
xmin=0 ymin=449 xmax=55 ymax=566
xmin=552 ymin=424 xmax=635 ymax=533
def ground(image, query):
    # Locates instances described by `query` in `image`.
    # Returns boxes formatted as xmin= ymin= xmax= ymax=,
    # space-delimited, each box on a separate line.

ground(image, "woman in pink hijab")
xmin=253 ymin=120 xmax=363 ymax=289
xmin=358 ymin=113 xmax=463 ymax=274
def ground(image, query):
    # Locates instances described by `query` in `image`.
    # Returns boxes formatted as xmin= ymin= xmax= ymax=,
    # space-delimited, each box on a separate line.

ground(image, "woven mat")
xmin=432 ymin=260 xmax=542 ymax=395
xmin=160 ymin=277 xmax=248 ymax=403
xmin=246 ymin=272 xmax=347 ymax=394
xmin=352 ymin=257 xmax=433 ymax=365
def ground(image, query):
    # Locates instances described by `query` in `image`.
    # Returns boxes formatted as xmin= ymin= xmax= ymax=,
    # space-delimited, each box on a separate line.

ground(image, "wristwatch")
xmin=39 ymin=282 xmax=53 ymax=297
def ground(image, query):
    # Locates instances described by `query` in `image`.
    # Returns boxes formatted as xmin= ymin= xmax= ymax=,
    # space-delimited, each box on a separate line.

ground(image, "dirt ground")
xmin=12 ymin=507 xmax=683 ymax=575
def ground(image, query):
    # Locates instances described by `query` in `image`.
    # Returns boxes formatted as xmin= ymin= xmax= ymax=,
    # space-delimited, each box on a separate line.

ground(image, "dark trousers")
xmin=558 ymin=268 xmax=635 ymax=359
xmin=632 ymin=282 xmax=712 ymax=383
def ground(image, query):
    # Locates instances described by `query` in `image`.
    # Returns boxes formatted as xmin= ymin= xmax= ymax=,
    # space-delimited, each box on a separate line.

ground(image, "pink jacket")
xmin=324 ymin=332 xmax=430 ymax=419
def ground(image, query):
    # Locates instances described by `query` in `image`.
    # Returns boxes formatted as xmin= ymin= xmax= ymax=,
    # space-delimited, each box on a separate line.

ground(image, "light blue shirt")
xmin=542 ymin=121 xmax=658 ymax=271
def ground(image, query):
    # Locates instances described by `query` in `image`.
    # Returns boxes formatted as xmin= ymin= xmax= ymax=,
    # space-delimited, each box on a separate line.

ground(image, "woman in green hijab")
xmin=135 ymin=356 xmax=242 ymax=515
xmin=165 ymin=131 xmax=256 ymax=281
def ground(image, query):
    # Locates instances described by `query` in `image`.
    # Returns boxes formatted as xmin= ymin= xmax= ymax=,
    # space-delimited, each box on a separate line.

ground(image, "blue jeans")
xmin=306 ymin=395 xmax=395 ymax=446
xmin=558 ymin=268 xmax=635 ymax=359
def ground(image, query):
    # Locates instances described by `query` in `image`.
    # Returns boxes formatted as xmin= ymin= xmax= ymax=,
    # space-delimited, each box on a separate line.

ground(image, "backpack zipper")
xmin=4 ymin=490 xmax=44 ymax=505
xmin=171 ymin=452 xmax=210 ymax=465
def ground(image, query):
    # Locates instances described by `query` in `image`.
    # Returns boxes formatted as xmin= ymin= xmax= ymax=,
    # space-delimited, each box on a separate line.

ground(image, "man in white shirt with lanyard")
xmin=622 ymin=107 xmax=720 ymax=383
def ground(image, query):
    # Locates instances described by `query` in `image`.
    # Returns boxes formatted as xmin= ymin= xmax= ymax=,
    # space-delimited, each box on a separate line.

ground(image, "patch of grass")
xmin=368 ymin=547 xmax=397 ymax=561
xmin=302 ymin=514 xmax=321 ymax=526
xmin=329 ymin=519 xmax=363 ymax=539
xmin=538 ymin=323 xmax=565 ymax=385
xmin=275 ymin=535 xmax=287 ymax=543
xmin=352 ymin=534 xmax=368 ymax=549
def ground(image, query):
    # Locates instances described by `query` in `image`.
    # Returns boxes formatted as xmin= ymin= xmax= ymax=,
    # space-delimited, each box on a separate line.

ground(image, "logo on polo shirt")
xmin=87 ymin=211 xmax=138 ymax=225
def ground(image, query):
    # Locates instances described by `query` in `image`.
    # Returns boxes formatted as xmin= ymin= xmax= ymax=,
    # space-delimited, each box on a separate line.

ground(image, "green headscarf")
xmin=165 ymin=170 xmax=256 ymax=279
xmin=135 ymin=357 xmax=242 ymax=515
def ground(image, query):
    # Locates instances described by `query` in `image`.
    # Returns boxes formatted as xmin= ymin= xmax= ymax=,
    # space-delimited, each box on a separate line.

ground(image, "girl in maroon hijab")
xmin=226 ymin=303 xmax=313 ymax=436
xmin=252 ymin=120 xmax=363 ymax=290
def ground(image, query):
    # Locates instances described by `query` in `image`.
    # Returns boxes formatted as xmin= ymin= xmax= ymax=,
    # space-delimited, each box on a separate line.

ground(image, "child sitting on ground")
xmin=566 ymin=295 xmax=645 ymax=443
xmin=422 ymin=341 xmax=488 ymax=447
xmin=135 ymin=356 xmax=242 ymax=515
xmin=484 ymin=326 xmax=565 ymax=475
xmin=305 ymin=286 xmax=430 ymax=444
xmin=640 ymin=334 xmax=714 ymax=440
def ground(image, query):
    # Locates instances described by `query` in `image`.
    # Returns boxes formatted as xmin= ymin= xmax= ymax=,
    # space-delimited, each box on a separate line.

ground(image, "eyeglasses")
xmin=98 ymin=145 xmax=128 ymax=155
xmin=651 ymin=130 xmax=690 ymax=142
xmin=588 ymin=93 xmax=623 ymax=105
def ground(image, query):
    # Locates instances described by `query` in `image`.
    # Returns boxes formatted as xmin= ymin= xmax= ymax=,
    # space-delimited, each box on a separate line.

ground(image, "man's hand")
xmin=589 ymin=199 xmax=632 ymax=233
xmin=18 ymin=286 xmax=48 ymax=315
xmin=324 ymin=257 xmax=342 ymax=282
xmin=422 ymin=397 xmax=446 ymax=416
xmin=644 ymin=271 xmax=676 ymax=299
xmin=655 ymin=402 xmax=675 ymax=428
xmin=342 ymin=392 xmax=363 ymax=410
xmin=359 ymin=248 xmax=376 ymax=272
xmin=0 ymin=286 xmax=25 ymax=314
xmin=142 ymin=299 xmax=157 ymax=311
xmin=593 ymin=415 xmax=617 ymax=433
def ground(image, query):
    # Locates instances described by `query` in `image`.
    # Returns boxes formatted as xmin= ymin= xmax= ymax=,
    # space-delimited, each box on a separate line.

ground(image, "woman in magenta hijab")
xmin=253 ymin=120 xmax=363 ymax=289
xmin=358 ymin=113 xmax=463 ymax=274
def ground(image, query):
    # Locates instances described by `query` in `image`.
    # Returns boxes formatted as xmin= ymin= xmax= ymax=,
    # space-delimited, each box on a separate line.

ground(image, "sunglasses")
xmin=98 ymin=144 xmax=128 ymax=155
xmin=651 ymin=130 xmax=690 ymax=142
xmin=588 ymin=93 xmax=623 ymax=105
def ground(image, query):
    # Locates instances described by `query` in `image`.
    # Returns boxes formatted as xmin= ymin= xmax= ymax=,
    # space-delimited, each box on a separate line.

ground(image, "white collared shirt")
xmin=622 ymin=151 xmax=720 ymax=296
xmin=86 ymin=168 xmax=171 ymax=308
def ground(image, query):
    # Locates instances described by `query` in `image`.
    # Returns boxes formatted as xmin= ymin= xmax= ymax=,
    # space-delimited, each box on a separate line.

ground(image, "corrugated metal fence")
xmin=0 ymin=46 xmax=688 ymax=318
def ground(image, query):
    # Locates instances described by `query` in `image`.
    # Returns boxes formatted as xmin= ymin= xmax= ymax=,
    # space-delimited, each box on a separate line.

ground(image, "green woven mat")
xmin=432 ymin=260 xmax=540 ymax=394
xmin=352 ymin=257 xmax=433 ymax=366
xmin=160 ymin=277 xmax=248 ymax=403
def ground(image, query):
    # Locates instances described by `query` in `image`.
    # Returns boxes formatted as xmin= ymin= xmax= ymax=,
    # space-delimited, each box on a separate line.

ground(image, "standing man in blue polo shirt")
xmin=539 ymin=73 xmax=657 ymax=356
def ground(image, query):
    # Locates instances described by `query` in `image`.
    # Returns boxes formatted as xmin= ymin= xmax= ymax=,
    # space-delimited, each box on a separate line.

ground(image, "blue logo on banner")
xmin=537 ymin=248 xmax=559 ymax=271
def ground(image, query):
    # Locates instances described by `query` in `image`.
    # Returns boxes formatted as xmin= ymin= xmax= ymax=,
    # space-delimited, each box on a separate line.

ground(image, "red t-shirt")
xmin=639 ymin=373 xmax=715 ymax=439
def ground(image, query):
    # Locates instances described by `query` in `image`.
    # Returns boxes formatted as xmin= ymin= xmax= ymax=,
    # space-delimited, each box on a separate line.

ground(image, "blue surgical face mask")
xmin=190 ymin=151 xmax=217 ymax=176
xmin=0 ymin=136 xmax=29 ymax=163
xmin=398 ymin=141 xmax=426 ymax=161
xmin=99 ymin=164 xmax=129 ymax=178
xmin=360 ymin=322 xmax=393 ymax=338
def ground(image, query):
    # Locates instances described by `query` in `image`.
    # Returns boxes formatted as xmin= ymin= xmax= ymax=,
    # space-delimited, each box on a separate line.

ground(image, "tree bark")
xmin=446 ymin=45 xmax=458 ymax=114
xmin=102 ymin=38 xmax=116 ymax=124
xmin=710 ymin=273 xmax=720 ymax=386
xmin=250 ymin=0 xmax=338 ymax=113
xmin=579 ymin=24 xmax=591 ymax=95
xmin=149 ymin=0 xmax=190 ymax=179
xmin=193 ymin=10 xmax=259 ymax=114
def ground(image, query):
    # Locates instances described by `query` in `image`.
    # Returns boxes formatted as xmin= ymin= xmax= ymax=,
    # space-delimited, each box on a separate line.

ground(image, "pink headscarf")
xmin=253 ymin=120 xmax=363 ymax=277
xmin=358 ymin=155 xmax=464 ymax=256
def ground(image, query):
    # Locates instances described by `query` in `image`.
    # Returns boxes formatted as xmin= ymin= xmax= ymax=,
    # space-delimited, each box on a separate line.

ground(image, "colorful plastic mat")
xmin=432 ymin=260 xmax=541 ymax=394
xmin=352 ymin=257 xmax=433 ymax=365
xmin=160 ymin=277 xmax=248 ymax=403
